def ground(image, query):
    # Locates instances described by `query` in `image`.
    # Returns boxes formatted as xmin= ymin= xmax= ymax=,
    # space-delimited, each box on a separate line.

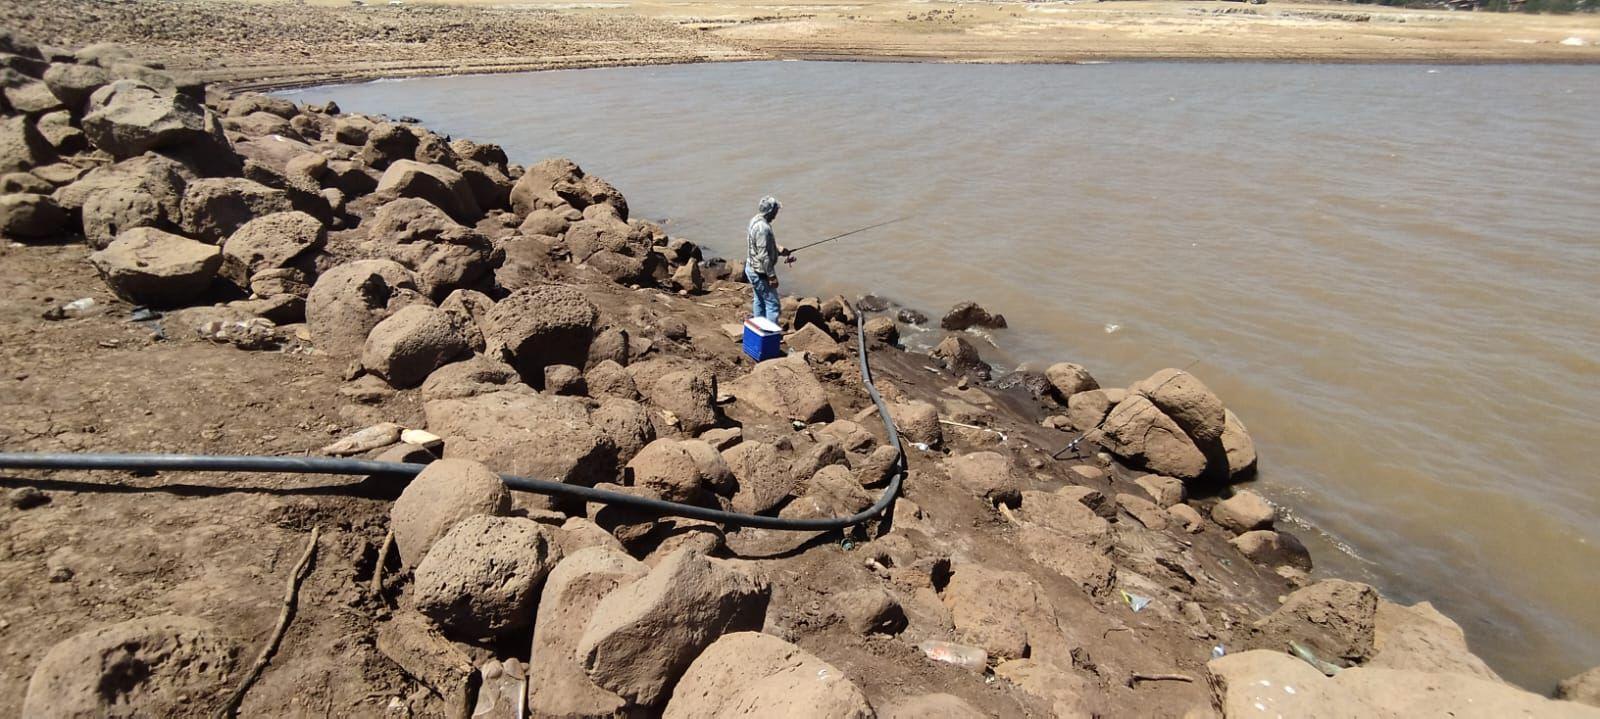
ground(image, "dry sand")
xmin=4 ymin=0 xmax=1599 ymax=91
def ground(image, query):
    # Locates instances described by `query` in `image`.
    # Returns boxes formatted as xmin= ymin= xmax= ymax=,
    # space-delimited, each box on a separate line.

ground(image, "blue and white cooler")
xmin=742 ymin=317 xmax=783 ymax=362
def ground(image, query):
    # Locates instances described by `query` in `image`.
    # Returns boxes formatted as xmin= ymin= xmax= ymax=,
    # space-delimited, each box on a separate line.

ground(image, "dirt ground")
xmin=4 ymin=0 xmax=1598 ymax=92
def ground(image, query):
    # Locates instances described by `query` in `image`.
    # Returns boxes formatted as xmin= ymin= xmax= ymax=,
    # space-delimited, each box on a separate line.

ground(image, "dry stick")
xmin=370 ymin=528 xmax=394 ymax=598
xmin=1130 ymin=672 xmax=1196 ymax=684
xmin=216 ymin=526 xmax=321 ymax=719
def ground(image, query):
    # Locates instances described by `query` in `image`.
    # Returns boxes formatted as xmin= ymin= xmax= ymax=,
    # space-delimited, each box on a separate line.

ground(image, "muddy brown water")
xmin=286 ymin=61 xmax=1600 ymax=690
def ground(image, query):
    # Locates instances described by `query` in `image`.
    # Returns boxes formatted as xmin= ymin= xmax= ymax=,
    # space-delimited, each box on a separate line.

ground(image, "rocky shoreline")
xmin=3 ymin=33 xmax=1600 ymax=718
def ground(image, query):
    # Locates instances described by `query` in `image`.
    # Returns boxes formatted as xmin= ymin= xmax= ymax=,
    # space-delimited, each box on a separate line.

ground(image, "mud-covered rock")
xmin=411 ymin=515 xmax=561 ymax=637
xmin=941 ymin=563 xmax=1056 ymax=661
xmin=941 ymin=451 xmax=1021 ymax=507
xmin=626 ymin=438 xmax=725 ymax=505
xmin=88 ymin=227 xmax=220 ymax=306
xmin=887 ymin=400 xmax=941 ymax=447
xmin=1368 ymin=599 xmax=1501 ymax=681
xmin=1230 ymin=529 xmax=1312 ymax=571
xmin=1249 ymin=579 xmax=1378 ymax=664
xmin=23 ymin=615 xmax=240 ymax=719
xmin=722 ymin=441 xmax=794 ymax=515
xmin=389 ymin=457 xmax=512 ymax=566
xmin=1558 ymin=666 xmax=1600 ymax=707
xmin=1134 ymin=474 xmax=1186 ymax=508
xmin=1212 ymin=489 xmax=1274 ymax=534
xmin=577 ymin=549 xmax=769 ymax=707
xmin=663 ymin=632 xmax=873 ymax=719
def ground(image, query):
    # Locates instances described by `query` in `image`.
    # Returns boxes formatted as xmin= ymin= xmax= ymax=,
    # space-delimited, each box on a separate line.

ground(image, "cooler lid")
xmin=744 ymin=317 xmax=782 ymax=334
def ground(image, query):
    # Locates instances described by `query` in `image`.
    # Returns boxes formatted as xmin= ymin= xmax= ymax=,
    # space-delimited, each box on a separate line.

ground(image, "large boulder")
xmin=1208 ymin=650 xmax=1598 ymax=718
xmin=1098 ymin=395 xmax=1208 ymax=481
xmin=5 ymin=81 xmax=66 ymax=115
xmin=576 ymin=549 xmax=769 ymax=707
xmin=1248 ymin=579 xmax=1378 ymax=665
xmin=1130 ymin=368 xmax=1226 ymax=444
xmin=82 ymin=187 xmax=164 ymax=249
xmin=361 ymin=304 xmax=471 ymax=388
xmin=591 ymin=398 xmax=657 ymax=465
xmin=727 ymin=354 xmax=832 ymax=423
xmin=887 ymin=400 xmax=941 ymax=447
xmin=88 ymin=227 xmax=221 ymax=306
xmin=1044 ymin=362 xmax=1098 ymax=402
xmin=389 ymin=457 xmax=512 ymax=566
xmin=218 ymin=210 xmax=324 ymax=287
xmin=1066 ymin=388 xmax=1125 ymax=432
xmin=930 ymin=334 xmax=990 ymax=380
xmin=0 ymin=192 xmax=67 ymax=239
xmin=425 ymin=390 xmax=616 ymax=488
xmin=365 ymin=198 xmax=493 ymax=300
xmin=304 ymin=259 xmax=422 ymax=359
xmin=941 ymin=451 xmax=1021 ymax=507
xmin=626 ymin=438 xmax=726 ymax=505
xmin=359 ymin=122 xmax=418 ymax=169
xmin=510 ymin=158 xmax=627 ymax=220
xmin=375 ymin=159 xmax=482 ymax=224
xmin=1368 ymin=599 xmax=1501 ymax=681
xmin=419 ymin=355 xmax=523 ymax=401
xmin=940 ymin=301 xmax=1006 ymax=331
xmin=724 ymin=441 xmax=794 ymax=515
xmin=650 ymin=367 xmax=718 ymax=434
xmin=411 ymin=515 xmax=561 ymax=637
xmin=80 ymin=80 xmax=208 ymax=159
xmin=530 ymin=548 xmax=650 ymax=719
xmin=42 ymin=62 xmax=110 ymax=110
xmin=23 ymin=615 xmax=240 ymax=719
xmin=587 ymin=359 xmax=640 ymax=401
xmin=664 ymin=632 xmax=873 ymax=719
xmin=1 ymin=115 xmax=53 ymax=173
xmin=35 ymin=110 xmax=85 ymax=154
xmin=1212 ymin=489 xmax=1274 ymax=534
xmin=485 ymin=285 xmax=598 ymax=387
xmin=1221 ymin=408 xmax=1258 ymax=478
xmin=179 ymin=177 xmax=293 ymax=243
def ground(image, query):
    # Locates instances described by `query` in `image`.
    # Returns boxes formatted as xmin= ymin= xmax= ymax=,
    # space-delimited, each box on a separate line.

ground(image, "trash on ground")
xmin=1121 ymin=590 xmax=1152 ymax=612
xmin=919 ymin=640 xmax=987 ymax=672
xmin=1289 ymin=640 xmax=1342 ymax=677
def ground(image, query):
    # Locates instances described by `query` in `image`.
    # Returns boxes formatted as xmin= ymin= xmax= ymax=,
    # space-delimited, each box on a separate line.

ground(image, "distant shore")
xmin=3 ymin=0 xmax=1598 ymax=91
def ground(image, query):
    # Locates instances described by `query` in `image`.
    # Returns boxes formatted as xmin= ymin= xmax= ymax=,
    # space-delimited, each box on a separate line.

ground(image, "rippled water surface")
xmin=287 ymin=61 xmax=1600 ymax=689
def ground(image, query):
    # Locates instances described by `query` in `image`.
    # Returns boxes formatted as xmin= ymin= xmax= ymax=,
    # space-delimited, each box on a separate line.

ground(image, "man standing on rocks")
xmin=745 ymin=196 xmax=790 ymax=323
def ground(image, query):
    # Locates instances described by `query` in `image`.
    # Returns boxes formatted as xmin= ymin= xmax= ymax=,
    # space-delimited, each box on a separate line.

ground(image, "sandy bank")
xmin=4 ymin=0 xmax=1599 ymax=93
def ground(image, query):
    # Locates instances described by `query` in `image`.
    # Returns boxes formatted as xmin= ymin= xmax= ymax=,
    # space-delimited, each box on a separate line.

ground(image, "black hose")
xmin=0 ymin=306 xmax=904 ymax=532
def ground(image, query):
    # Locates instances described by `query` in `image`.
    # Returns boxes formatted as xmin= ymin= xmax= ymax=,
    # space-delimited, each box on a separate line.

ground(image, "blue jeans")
xmin=745 ymin=263 xmax=779 ymax=323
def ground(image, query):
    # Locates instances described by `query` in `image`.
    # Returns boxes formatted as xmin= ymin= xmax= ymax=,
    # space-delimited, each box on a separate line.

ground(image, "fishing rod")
xmin=786 ymin=216 xmax=909 ymax=256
